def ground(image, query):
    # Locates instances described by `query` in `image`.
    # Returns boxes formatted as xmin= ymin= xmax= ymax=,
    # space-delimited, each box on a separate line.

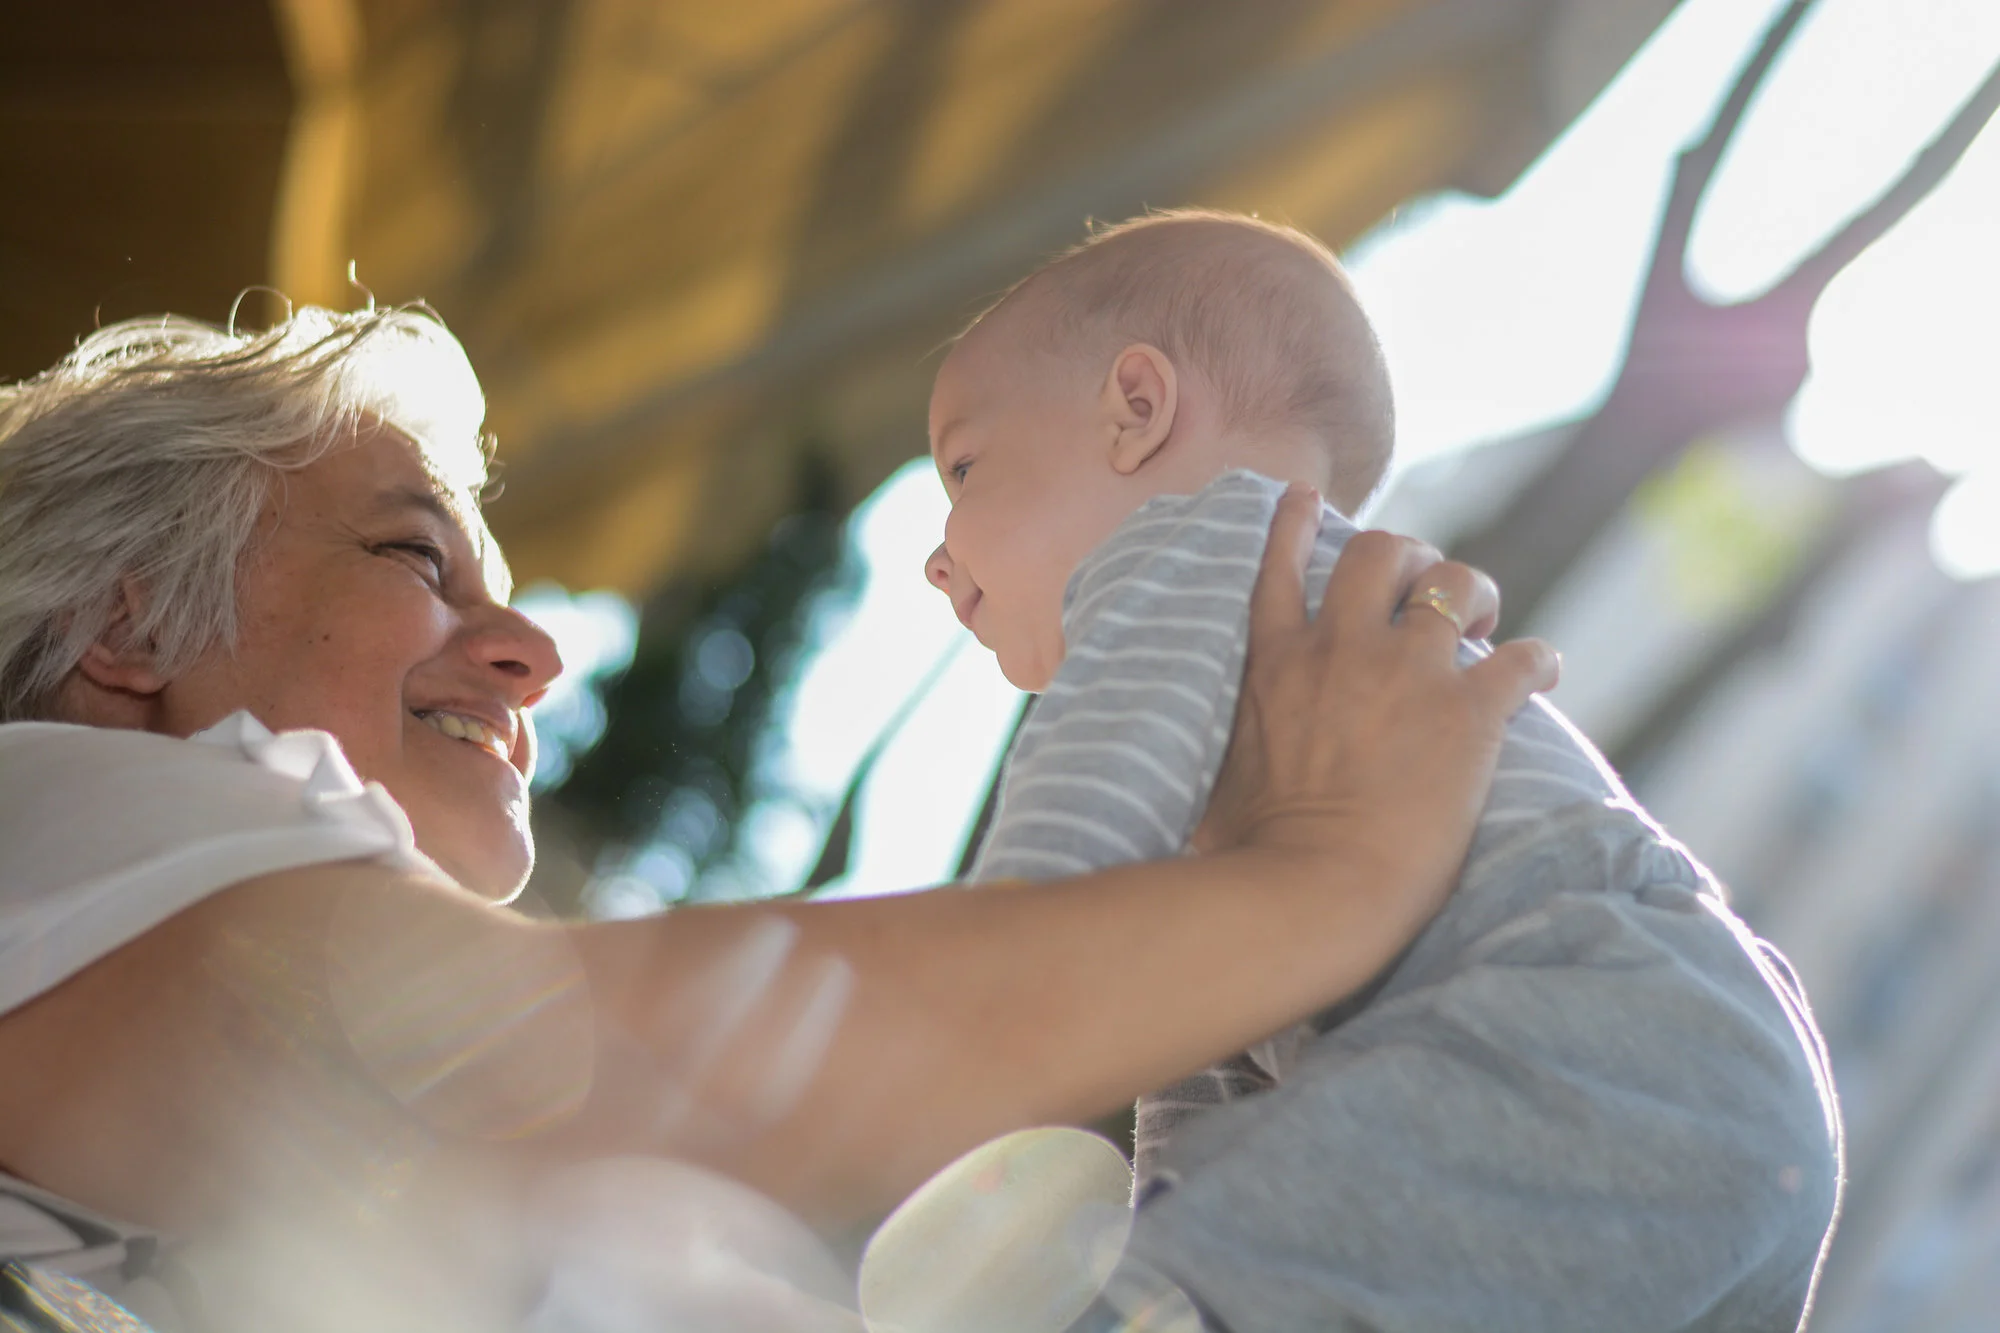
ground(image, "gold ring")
xmin=1406 ymin=586 xmax=1464 ymax=633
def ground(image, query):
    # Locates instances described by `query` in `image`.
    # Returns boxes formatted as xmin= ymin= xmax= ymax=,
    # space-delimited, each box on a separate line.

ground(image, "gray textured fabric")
xmin=973 ymin=471 xmax=1842 ymax=1331
xmin=0 ymin=1171 xmax=180 ymax=1330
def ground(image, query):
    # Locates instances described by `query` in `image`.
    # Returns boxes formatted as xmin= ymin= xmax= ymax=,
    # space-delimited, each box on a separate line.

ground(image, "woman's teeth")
xmin=417 ymin=710 xmax=508 ymax=760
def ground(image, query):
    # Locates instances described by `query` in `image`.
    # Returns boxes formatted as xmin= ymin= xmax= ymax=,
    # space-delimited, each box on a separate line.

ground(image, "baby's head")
xmin=924 ymin=209 xmax=1394 ymax=690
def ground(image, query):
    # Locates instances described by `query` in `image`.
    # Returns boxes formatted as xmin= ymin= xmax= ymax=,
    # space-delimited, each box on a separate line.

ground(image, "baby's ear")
xmin=1103 ymin=344 xmax=1178 ymax=475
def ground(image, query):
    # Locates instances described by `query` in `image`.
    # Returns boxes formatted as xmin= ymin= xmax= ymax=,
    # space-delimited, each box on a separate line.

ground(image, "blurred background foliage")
xmin=527 ymin=451 xmax=864 ymax=915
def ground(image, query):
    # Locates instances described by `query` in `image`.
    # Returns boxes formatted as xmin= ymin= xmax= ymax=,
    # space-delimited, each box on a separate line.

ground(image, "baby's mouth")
xmin=951 ymin=587 xmax=983 ymax=633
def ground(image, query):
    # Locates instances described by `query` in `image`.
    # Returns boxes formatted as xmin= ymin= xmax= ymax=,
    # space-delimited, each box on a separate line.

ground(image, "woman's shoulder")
xmin=3 ymin=709 xmax=315 ymax=766
xmin=2 ymin=712 xmax=394 ymax=811
xmin=0 ymin=712 xmax=423 ymax=1020
xmin=0 ymin=716 xmax=167 ymax=751
xmin=0 ymin=719 xmax=260 ymax=824
xmin=0 ymin=710 xmax=421 ymax=878
xmin=0 ymin=711 xmax=281 ymax=770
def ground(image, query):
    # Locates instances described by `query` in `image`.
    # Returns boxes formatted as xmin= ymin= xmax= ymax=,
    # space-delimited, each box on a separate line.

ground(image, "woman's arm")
xmin=0 ymin=491 xmax=1554 ymax=1238
xmin=625 ymin=497 xmax=1547 ymax=1220
xmin=573 ymin=842 xmax=1430 ymax=1219
xmin=381 ymin=491 xmax=1552 ymax=1220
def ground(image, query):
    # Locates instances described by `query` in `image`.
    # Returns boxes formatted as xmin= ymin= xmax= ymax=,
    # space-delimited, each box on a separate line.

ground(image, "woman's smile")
xmin=410 ymin=705 xmax=513 ymax=764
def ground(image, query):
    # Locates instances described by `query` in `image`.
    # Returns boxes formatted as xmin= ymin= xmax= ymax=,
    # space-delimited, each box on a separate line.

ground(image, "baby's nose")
xmin=924 ymin=541 xmax=954 ymax=594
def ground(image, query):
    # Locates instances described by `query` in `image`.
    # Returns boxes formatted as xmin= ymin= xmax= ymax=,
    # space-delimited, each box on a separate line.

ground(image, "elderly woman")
xmin=0 ymin=307 xmax=1550 ymax=1329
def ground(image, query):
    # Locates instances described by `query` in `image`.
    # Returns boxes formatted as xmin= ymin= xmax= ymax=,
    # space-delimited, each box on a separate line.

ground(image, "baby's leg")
xmin=1123 ymin=880 xmax=1840 ymax=1332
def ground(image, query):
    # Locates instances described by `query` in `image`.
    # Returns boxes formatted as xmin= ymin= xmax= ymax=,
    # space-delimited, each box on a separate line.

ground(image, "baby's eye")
xmin=949 ymin=459 xmax=972 ymax=484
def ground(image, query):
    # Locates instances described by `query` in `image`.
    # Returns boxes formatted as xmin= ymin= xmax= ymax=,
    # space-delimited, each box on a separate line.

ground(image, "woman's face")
xmin=157 ymin=425 xmax=563 ymax=898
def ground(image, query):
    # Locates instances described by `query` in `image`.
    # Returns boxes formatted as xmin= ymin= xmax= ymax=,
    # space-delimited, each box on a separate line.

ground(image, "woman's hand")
xmin=1193 ymin=486 xmax=1558 ymax=904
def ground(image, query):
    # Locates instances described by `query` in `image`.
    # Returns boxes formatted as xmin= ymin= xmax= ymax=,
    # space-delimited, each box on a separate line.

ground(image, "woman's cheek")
xmin=376 ymin=578 xmax=460 ymax=652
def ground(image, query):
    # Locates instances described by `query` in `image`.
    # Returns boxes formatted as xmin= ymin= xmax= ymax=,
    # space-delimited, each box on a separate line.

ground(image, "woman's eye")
xmin=385 ymin=542 xmax=447 ymax=582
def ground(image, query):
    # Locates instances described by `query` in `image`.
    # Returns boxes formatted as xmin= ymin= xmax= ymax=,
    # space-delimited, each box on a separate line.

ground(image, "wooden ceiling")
xmin=3 ymin=0 xmax=1679 ymax=596
xmin=0 ymin=2 xmax=291 ymax=381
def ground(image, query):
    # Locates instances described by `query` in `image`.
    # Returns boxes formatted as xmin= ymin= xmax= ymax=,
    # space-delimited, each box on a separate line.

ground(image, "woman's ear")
xmin=73 ymin=579 xmax=169 ymax=699
xmin=1101 ymin=344 xmax=1178 ymax=476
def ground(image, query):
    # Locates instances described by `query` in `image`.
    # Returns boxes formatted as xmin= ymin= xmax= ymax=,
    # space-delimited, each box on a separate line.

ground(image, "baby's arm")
xmin=970 ymin=473 xmax=1311 ymax=1178
xmin=971 ymin=476 xmax=1271 ymax=884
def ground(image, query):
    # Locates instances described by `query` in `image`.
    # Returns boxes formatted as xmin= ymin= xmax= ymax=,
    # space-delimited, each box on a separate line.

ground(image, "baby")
xmin=923 ymin=211 xmax=1841 ymax=1330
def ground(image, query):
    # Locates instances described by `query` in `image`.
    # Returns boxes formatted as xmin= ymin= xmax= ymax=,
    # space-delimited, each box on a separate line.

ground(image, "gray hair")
xmin=0 ymin=304 xmax=491 ymax=721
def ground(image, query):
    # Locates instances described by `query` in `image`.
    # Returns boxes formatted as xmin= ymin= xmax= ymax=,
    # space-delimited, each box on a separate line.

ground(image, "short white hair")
xmin=0 ymin=304 xmax=491 ymax=721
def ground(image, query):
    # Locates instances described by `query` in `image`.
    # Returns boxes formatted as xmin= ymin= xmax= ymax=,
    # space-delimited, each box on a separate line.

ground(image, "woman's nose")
xmin=472 ymin=605 xmax=566 ymax=708
xmin=925 ymin=542 xmax=954 ymax=594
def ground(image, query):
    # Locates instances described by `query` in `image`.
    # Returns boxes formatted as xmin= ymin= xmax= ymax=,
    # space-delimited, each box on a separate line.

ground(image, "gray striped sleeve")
xmin=968 ymin=471 xmax=1297 ymax=1187
xmin=969 ymin=474 xmax=1281 ymax=884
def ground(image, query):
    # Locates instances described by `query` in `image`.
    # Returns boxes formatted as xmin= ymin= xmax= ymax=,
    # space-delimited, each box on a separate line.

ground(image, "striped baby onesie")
xmin=973 ymin=469 xmax=1640 ymax=1183
xmin=970 ymin=470 xmax=1841 ymax=1331
xmin=975 ymin=471 xmax=1842 ymax=1327
xmin=964 ymin=466 xmax=1640 ymax=1160
xmin=0 ymin=1171 xmax=182 ymax=1329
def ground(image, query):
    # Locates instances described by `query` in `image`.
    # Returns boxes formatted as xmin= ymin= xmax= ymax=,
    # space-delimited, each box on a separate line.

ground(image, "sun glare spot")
xmin=1931 ymin=470 xmax=2000 ymax=581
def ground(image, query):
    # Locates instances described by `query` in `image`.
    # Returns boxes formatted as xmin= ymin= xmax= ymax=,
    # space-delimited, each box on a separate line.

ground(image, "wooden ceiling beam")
xmin=0 ymin=76 xmax=285 ymax=122
xmin=492 ymin=0 xmax=1549 ymax=526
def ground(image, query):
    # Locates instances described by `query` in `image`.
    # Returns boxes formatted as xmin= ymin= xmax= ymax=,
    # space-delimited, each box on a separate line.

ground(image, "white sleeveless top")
xmin=0 ymin=712 xmax=427 ymax=1019
xmin=0 ymin=713 xmax=426 ymax=1325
